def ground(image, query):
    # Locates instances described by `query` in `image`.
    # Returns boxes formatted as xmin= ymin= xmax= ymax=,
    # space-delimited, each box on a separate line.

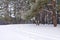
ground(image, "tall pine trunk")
xmin=51 ymin=0 xmax=57 ymax=27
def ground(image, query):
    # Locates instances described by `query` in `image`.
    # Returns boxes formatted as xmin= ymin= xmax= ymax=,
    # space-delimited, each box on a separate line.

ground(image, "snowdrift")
xmin=0 ymin=24 xmax=60 ymax=40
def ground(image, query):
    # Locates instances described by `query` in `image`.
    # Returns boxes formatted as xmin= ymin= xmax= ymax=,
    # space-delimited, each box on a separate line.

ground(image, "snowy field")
xmin=0 ymin=24 xmax=60 ymax=40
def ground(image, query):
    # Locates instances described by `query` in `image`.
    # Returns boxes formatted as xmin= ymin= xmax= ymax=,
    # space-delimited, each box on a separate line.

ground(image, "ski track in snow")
xmin=0 ymin=24 xmax=60 ymax=40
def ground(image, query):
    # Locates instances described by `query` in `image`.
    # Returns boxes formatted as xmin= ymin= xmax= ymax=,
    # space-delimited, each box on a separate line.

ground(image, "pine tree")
xmin=25 ymin=0 xmax=48 ymax=20
xmin=25 ymin=0 xmax=58 ymax=27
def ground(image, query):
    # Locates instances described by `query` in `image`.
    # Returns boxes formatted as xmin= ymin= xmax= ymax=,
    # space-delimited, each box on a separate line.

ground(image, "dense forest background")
xmin=0 ymin=0 xmax=60 ymax=24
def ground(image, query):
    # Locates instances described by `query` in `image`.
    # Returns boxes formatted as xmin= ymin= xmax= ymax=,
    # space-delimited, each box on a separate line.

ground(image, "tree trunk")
xmin=52 ymin=15 xmax=57 ymax=27
xmin=51 ymin=0 xmax=57 ymax=27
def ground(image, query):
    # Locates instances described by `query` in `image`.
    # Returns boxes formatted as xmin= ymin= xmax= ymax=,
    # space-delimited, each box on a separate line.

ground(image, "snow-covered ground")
xmin=0 ymin=24 xmax=60 ymax=40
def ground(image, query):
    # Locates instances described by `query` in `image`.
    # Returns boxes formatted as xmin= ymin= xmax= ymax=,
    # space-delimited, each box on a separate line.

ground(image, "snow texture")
xmin=0 ymin=24 xmax=60 ymax=40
